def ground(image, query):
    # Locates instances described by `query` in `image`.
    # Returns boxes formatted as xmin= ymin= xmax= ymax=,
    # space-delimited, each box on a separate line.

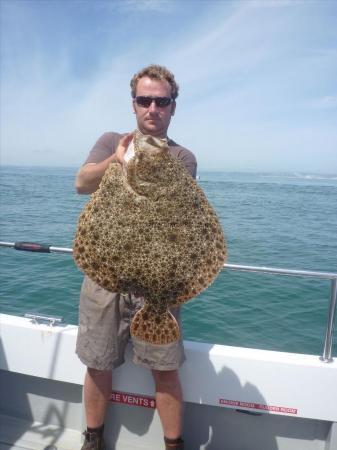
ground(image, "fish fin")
xmin=130 ymin=306 xmax=180 ymax=345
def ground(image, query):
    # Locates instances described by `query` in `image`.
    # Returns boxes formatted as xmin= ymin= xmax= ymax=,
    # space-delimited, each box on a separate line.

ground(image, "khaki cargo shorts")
xmin=76 ymin=276 xmax=186 ymax=371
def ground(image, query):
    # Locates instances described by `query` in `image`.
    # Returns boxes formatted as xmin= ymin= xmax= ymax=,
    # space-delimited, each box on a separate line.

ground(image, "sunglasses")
xmin=135 ymin=96 xmax=173 ymax=108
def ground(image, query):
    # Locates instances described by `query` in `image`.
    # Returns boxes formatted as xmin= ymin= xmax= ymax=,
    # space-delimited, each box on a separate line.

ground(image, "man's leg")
xmin=84 ymin=367 xmax=112 ymax=427
xmin=152 ymin=369 xmax=183 ymax=439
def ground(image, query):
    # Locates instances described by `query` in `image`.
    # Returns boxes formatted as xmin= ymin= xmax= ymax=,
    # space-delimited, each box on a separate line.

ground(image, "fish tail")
xmin=130 ymin=305 xmax=180 ymax=345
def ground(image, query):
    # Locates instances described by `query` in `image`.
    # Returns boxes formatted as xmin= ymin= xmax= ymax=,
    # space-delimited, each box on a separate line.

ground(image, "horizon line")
xmin=1 ymin=164 xmax=337 ymax=177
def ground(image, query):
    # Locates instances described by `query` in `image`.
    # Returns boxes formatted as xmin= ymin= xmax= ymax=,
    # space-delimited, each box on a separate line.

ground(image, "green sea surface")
xmin=1 ymin=166 xmax=336 ymax=357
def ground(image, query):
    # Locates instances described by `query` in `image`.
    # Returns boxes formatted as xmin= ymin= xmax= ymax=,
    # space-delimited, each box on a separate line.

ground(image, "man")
xmin=75 ymin=65 xmax=197 ymax=450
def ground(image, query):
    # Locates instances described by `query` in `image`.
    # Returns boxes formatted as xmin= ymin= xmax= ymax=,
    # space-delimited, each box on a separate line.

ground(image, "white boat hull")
xmin=0 ymin=313 xmax=336 ymax=449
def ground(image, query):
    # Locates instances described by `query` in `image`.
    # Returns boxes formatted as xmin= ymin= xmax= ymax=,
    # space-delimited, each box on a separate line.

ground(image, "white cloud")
xmin=310 ymin=95 xmax=337 ymax=110
xmin=118 ymin=0 xmax=174 ymax=13
xmin=87 ymin=0 xmax=174 ymax=15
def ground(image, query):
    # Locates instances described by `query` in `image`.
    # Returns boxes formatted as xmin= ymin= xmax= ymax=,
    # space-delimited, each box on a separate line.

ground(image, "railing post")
xmin=321 ymin=278 xmax=337 ymax=363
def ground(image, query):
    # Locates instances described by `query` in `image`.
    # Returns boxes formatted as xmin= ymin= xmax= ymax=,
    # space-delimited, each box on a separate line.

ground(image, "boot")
xmin=81 ymin=430 xmax=106 ymax=450
xmin=164 ymin=436 xmax=185 ymax=449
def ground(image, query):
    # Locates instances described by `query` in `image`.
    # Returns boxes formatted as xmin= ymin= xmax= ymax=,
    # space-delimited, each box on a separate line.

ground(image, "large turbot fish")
xmin=73 ymin=130 xmax=227 ymax=345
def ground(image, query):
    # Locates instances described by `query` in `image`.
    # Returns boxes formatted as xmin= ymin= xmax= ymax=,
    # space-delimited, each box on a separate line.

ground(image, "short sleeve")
xmin=168 ymin=140 xmax=198 ymax=179
xmin=178 ymin=150 xmax=197 ymax=179
xmin=84 ymin=132 xmax=123 ymax=165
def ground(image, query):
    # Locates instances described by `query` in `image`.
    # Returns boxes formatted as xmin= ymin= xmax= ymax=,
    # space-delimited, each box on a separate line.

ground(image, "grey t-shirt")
xmin=84 ymin=132 xmax=197 ymax=179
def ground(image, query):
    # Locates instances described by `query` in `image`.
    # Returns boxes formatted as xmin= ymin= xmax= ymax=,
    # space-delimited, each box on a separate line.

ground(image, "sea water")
xmin=0 ymin=166 xmax=336 ymax=356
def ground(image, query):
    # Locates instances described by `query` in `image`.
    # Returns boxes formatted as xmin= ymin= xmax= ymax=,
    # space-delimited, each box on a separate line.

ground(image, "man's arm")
xmin=75 ymin=133 xmax=133 ymax=195
xmin=75 ymin=154 xmax=117 ymax=195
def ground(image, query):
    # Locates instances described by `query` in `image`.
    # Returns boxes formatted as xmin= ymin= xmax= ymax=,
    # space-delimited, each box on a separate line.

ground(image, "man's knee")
xmin=152 ymin=369 xmax=181 ymax=391
xmin=86 ymin=367 xmax=112 ymax=398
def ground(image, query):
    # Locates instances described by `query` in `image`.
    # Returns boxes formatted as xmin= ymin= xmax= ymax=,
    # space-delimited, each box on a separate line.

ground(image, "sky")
xmin=0 ymin=0 xmax=336 ymax=173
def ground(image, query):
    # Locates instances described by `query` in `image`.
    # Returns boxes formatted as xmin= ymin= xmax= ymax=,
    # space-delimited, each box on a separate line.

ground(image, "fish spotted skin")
xmin=73 ymin=130 xmax=227 ymax=345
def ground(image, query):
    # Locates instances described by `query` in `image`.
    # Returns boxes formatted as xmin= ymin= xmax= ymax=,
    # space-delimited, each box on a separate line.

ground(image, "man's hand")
xmin=114 ymin=133 xmax=134 ymax=164
xmin=75 ymin=132 xmax=134 ymax=195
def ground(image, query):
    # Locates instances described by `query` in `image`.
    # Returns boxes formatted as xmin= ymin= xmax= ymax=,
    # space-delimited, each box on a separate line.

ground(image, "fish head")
xmin=126 ymin=131 xmax=172 ymax=194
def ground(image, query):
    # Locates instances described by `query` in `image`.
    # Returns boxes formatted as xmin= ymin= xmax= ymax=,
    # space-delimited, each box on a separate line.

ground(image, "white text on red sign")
xmin=110 ymin=391 xmax=156 ymax=409
xmin=219 ymin=398 xmax=297 ymax=415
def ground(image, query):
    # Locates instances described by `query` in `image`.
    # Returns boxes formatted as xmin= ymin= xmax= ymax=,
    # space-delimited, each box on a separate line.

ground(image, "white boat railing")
xmin=1 ymin=240 xmax=336 ymax=363
xmin=224 ymin=263 xmax=337 ymax=363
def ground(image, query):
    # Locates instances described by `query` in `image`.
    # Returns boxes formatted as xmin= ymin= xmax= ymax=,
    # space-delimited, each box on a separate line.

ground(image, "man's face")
xmin=133 ymin=76 xmax=176 ymax=138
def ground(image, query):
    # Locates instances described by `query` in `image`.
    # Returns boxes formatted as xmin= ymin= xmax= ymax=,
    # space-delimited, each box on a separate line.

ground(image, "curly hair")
xmin=130 ymin=64 xmax=179 ymax=100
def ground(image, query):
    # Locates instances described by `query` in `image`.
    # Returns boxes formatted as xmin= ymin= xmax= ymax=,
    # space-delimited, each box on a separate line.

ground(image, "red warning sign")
xmin=219 ymin=398 xmax=297 ymax=415
xmin=110 ymin=390 xmax=156 ymax=409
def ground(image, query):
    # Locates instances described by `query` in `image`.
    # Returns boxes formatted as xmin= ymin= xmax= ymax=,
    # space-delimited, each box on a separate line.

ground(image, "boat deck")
xmin=0 ymin=415 xmax=81 ymax=450
xmin=0 ymin=407 xmax=335 ymax=450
